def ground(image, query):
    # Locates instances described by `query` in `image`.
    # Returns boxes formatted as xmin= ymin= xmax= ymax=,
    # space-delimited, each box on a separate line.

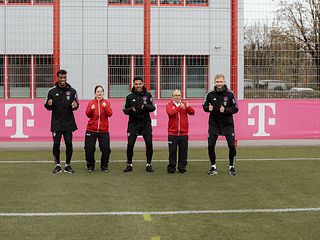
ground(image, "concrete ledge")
xmin=0 ymin=139 xmax=319 ymax=150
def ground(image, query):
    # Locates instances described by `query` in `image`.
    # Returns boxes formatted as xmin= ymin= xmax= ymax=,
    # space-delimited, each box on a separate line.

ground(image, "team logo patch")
xmin=223 ymin=96 xmax=228 ymax=102
xmin=55 ymin=93 xmax=59 ymax=96
xmin=102 ymin=102 xmax=106 ymax=107
xmin=66 ymin=91 xmax=71 ymax=101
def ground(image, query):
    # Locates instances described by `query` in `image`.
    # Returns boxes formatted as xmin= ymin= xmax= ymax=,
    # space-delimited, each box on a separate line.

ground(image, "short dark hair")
xmin=133 ymin=76 xmax=143 ymax=82
xmin=94 ymin=85 xmax=104 ymax=93
xmin=57 ymin=69 xmax=67 ymax=76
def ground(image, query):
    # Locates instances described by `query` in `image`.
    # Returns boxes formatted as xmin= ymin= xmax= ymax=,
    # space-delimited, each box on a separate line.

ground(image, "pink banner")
xmin=0 ymin=99 xmax=319 ymax=141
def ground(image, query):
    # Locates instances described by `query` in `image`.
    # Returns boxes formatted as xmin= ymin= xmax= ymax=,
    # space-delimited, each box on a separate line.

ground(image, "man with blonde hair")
xmin=203 ymin=74 xmax=239 ymax=176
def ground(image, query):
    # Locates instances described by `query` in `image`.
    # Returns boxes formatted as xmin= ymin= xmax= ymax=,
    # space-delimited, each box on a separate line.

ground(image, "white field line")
xmin=1 ymin=207 xmax=320 ymax=217
xmin=0 ymin=158 xmax=320 ymax=164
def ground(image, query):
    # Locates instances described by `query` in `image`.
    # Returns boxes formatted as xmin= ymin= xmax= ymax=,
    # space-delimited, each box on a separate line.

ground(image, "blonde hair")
xmin=214 ymin=74 xmax=225 ymax=81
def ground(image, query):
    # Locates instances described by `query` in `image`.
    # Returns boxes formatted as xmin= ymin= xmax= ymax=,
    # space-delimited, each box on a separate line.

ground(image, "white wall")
xmin=0 ymin=6 xmax=53 ymax=54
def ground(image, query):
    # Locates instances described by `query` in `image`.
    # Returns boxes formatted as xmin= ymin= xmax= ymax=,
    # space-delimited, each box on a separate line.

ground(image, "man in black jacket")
xmin=44 ymin=69 xmax=79 ymax=174
xmin=122 ymin=76 xmax=156 ymax=173
xmin=203 ymin=74 xmax=239 ymax=176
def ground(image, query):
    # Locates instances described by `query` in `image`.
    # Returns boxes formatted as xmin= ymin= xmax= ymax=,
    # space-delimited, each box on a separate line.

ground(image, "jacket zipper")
xmin=97 ymin=99 xmax=100 ymax=132
xmin=178 ymin=111 xmax=180 ymax=136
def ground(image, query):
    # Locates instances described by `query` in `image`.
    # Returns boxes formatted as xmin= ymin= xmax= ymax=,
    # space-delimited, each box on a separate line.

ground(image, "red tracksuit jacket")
xmin=86 ymin=98 xmax=113 ymax=132
xmin=166 ymin=100 xmax=195 ymax=136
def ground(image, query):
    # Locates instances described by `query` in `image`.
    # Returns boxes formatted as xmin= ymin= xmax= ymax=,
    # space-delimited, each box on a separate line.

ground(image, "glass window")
xmin=34 ymin=0 xmax=54 ymax=3
xmin=7 ymin=0 xmax=31 ymax=3
xmin=108 ymin=55 xmax=131 ymax=98
xmin=8 ymin=55 xmax=31 ymax=98
xmin=108 ymin=0 xmax=131 ymax=5
xmin=134 ymin=55 xmax=157 ymax=97
xmin=160 ymin=55 xmax=182 ymax=98
xmin=0 ymin=56 xmax=4 ymax=98
xmin=134 ymin=0 xmax=157 ymax=5
xmin=160 ymin=0 xmax=182 ymax=4
xmin=35 ymin=55 xmax=54 ymax=98
xmin=186 ymin=0 xmax=207 ymax=4
xmin=185 ymin=55 xmax=208 ymax=98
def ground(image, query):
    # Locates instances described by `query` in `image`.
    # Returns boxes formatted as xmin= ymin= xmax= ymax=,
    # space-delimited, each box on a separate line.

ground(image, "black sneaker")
xmin=179 ymin=169 xmax=187 ymax=174
xmin=208 ymin=167 xmax=218 ymax=175
xmin=229 ymin=167 xmax=237 ymax=176
xmin=146 ymin=165 xmax=154 ymax=172
xmin=123 ymin=165 xmax=133 ymax=173
xmin=87 ymin=166 xmax=94 ymax=173
xmin=64 ymin=165 xmax=75 ymax=174
xmin=52 ymin=165 xmax=62 ymax=174
xmin=101 ymin=166 xmax=109 ymax=173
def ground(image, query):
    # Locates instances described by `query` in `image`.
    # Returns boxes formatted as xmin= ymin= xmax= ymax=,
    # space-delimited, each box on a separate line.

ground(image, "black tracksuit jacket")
xmin=122 ymin=87 xmax=156 ymax=134
xmin=202 ymin=85 xmax=238 ymax=135
xmin=44 ymin=83 xmax=79 ymax=132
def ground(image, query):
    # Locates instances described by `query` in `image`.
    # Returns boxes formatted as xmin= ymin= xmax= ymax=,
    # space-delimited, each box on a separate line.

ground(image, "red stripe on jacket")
xmin=86 ymin=98 xmax=113 ymax=132
xmin=166 ymin=100 xmax=195 ymax=136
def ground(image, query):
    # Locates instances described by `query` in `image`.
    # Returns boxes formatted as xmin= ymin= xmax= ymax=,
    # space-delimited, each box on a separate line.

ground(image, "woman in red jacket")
xmin=166 ymin=89 xmax=195 ymax=173
xmin=85 ymin=85 xmax=113 ymax=172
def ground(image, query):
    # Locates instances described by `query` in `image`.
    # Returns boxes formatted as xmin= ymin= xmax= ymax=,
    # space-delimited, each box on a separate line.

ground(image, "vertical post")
xmin=144 ymin=0 xmax=151 ymax=90
xmin=53 ymin=0 xmax=60 ymax=83
xmin=231 ymin=0 xmax=238 ymax=97
xmin=4 ymin=55 xmax=8 ymax=99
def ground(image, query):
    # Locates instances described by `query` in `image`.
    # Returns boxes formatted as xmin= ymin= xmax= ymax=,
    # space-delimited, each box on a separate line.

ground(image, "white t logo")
xmin=5 ymin=104 xmax=35 ymax=138
xmin=248 ymin=103 xmax=276 ymax=136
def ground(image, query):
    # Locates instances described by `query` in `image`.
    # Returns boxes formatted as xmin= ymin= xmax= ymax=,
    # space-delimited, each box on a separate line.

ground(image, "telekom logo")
xmin=248 ymin=103 xmax=276 ymax=137
xmin=4 ymin=104 xmax=35 ymax=138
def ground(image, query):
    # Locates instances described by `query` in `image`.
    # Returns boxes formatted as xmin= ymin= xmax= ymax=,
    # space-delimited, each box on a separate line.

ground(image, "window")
xmin=185 ymin=0 xmax=207 ymax=5
xmin=108 ymin=55 xmax=131 ymax=98
xmin=185 ymin=55 xmax=208 ymax=97
xmin=134 ymin=55 xmax=157 ymax=97
xmin=1 ymin=55 xmax=53 ymax=98
xmin=8 ymin=55 xmax=31 ymax=98
xmin=35 ymin=55 xmax=54 ymax=98
xmin=4 ymin=0 xmax=53 ymax=4
xmin=108 ymin=54 xmax=208 ymax=99
xmin=134 ymin=0 xmax=157 ymax=5
xmin=160 ymin=0 xmax=182 ymax=5
xmin=34 ymin=0 xmax=53 ymax=3
xmin=0 ymin=56 xmax=4 ymax=98
xmin=160 ymin=55 xmax=182 ymax=98
xmin=7 ymin=0 xmax=31 ymax=3
xmin=108 ymin=0 xmax=131 ymax=5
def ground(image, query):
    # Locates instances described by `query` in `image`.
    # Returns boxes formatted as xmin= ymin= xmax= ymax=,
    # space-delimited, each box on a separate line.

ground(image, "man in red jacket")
xmin=166 ymin=89 xmax=195 ymax=173
xmin=85 ymin=85 xmax=113 ymax=172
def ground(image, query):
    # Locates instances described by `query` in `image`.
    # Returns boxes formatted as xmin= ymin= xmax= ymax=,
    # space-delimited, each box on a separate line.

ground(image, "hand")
xmin=48 ymin=99 xmax=53 ymax=106
xmin=71 ymin=100 xmax=78 ymax=109
xmin=220 ymin=105 xmax=225 ymax=113
xmin=185 ymin=102 xmax=190 ymax=108
xmin=180 ymin=102 xmax=185 ymax=109
xmin=208 ymin=103 xmax=213 ymax=112
xmin=91 ymin=104 xmax=95 ymax=110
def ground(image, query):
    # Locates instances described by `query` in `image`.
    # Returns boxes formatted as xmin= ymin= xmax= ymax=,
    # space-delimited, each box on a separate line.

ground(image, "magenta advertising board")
xmin=0 ymin=99 xmax=319 ymax=141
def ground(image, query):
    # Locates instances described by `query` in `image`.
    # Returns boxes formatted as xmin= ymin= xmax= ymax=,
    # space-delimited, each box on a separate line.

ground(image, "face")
xmin=58 ymin=74 xmax=67 ymax=88
xmin=134 ymin=80 xmax=144 ymax=92
xmin=172 ymin=90 xmax=182 ymax=103
xmin=215 ymin=77 xmax=225 ymax=90
xmin=95 ymin=87 xmax=104 ymax=99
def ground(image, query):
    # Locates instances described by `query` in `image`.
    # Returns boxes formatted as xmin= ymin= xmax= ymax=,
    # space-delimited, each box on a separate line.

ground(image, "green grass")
xmin=0 ymin=147 xmax=319 ymax=240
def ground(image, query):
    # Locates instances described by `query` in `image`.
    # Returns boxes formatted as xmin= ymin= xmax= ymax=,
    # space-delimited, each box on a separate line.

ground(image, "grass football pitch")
xmin=0 ymin=146 xmax=319 ymax=240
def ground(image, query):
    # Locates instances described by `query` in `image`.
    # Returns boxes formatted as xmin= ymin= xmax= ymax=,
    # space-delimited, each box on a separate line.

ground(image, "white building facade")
xmin=0 ymin=0 xmax=244 ymax=100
